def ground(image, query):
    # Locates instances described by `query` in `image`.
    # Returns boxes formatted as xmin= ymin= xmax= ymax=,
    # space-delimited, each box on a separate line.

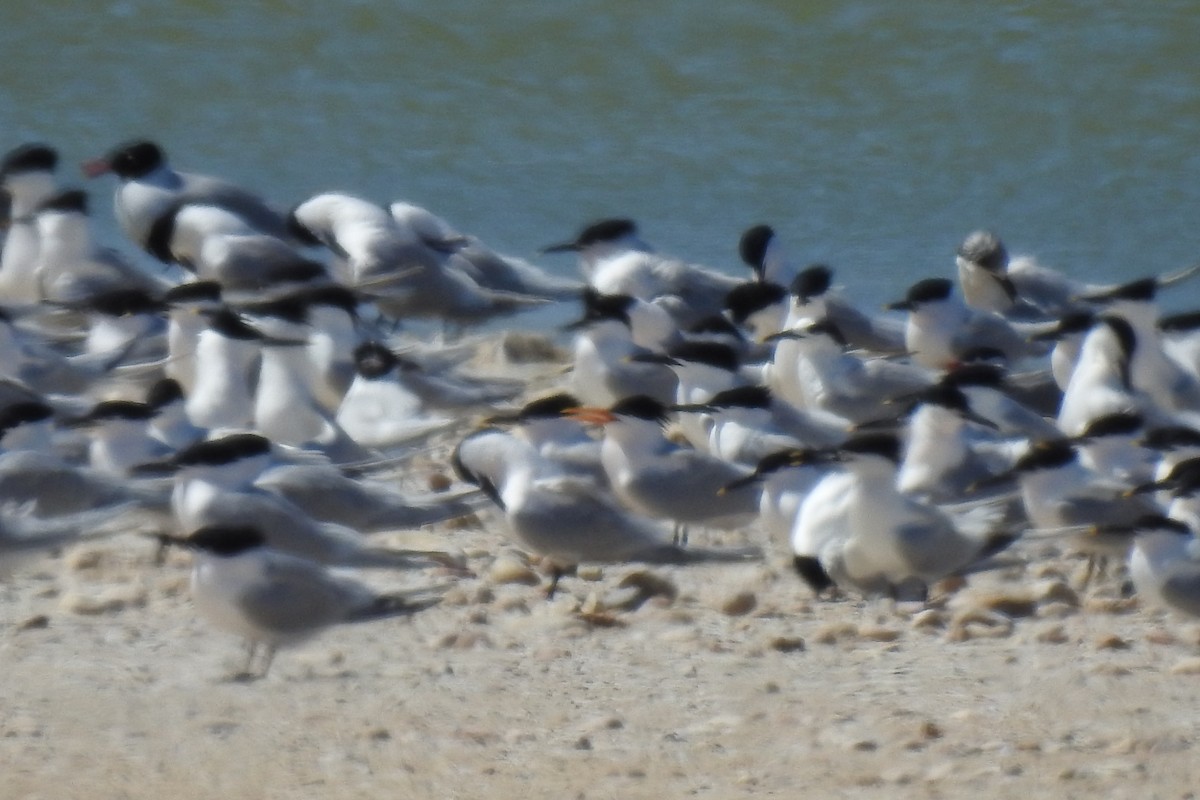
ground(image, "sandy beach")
xmin=2 ymin=337 xmax=1199 ymax=800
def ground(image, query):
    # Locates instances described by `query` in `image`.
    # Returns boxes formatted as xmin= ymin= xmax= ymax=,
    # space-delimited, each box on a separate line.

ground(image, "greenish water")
xmin=5 ymin=1 xmax=1200 ymax=320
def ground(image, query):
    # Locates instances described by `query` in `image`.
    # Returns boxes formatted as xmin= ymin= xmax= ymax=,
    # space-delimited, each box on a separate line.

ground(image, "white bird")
xmin=452 ymin=427 xmax=759 ymax=595
xmin=1078 ymin=278 xmax=1200 ymax=414
xmin=67 ymin=399 xmax=172 ymax=475
xmin=483 ymin=393 xmax=606 ymax=485
xmin=32 ymin=189 xmax=172 ymax=303
xmin=566 ymin=291 xmax=678 ymax=407
xmin=244 ymin=307 xmax=370 ymax=462
xmin=83 ymin=140 xmax=294 ymax=251
xmin=161 ymin=280 xmax=224 ymax=394
xmin=0 ymin=401 xmax=171 ymax=517
xmin=175 ymin=524 xmax=442 ymax=679
xmin=1118 ymin=516 xmax=1200 ymax=620
xmin=335 ymin=342 xmax=459 ymax=450
xmin=887 ymin=278 xmax=1043 ymax=370
xmin=895 ymin=385 xmax=1014 ymax=504
xmin=389 ymin=200 xmax=582 ymax=299
xmin=65 ymin=287 xmax=167 ymax=364
xmin=957 ymin=229 xmax=1200 ymax=320
xmin=184 ymin=307 xmax=268 ymax=432
xmin=145 ymin=202 xmax=328 ymax=290
xmin=288 ymin=192 xmax=547 ymax=325
xmin=808 ymin=433 xmax=1017 ymax=600
xmin=570 ymin=396 xmax=761 ymax=543
xmin=696 ymin=384 xmax=849 ymax=467
xmin=763 ymin=319 xmax=932 ymax=424
xmin=145 ymin=378 xmax=206 ymax=450
xmin=158 ymin=434 xmax=448 ymax=568
xmin=0 ymin=143 xmax=59 ymax=304
xmin=635 ymin=340 xmax=747 ymax=451
xmin=543 ymin=218 xmax=741 ymax=326
xmin=720 ymin=448 xmax=829 ymax=547
xmin=1056 ymin=315 xmax=1155 ymax=437
xmin=937 ymin=363 xmax=1062 ymax=440
xmin=994 ymin=437 xmax=1157 ymax=585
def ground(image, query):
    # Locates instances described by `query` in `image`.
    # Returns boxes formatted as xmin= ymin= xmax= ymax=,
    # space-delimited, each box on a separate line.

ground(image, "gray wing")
xmin=203 ymin=234 xmax=328 ymax=289
xmin=624 ymin=449 xmax=759 ymax=522
xmin=179 ymin=171 xmax=293 ymax=242
xmin=509 ymin=478 xmax=670 ymax=563
xmin=239 ymin=556 xmax=368 ymax=635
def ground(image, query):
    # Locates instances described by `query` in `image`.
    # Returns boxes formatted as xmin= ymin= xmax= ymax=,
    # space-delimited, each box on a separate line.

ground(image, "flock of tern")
xmin=2 ymin=139 xmax=1199 ymax=678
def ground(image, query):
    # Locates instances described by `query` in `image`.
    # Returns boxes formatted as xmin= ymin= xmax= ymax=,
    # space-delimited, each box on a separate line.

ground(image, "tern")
xmin=173 ymin=524 xmax=442 ymax=679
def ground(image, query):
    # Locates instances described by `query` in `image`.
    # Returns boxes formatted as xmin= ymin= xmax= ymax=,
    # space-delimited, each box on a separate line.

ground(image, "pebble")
xmin=969 ymin=591 xmax=1038 ymax=618
xmin=813 ymin=623 xmax=859 ymax=645
xmin=16 ymin=614 xmax=49 ymax=631
xmin=502 ymin=332 xmax=566 ymax=363
xmin=910 ymin=609 xmax=947 ymax=630
xmin=768 ymin=636 xmax=806 ymax=654
xmin=426 ymin=472 xmax=453 ymax=492
xmin=945 ymin=609 xmax=1014 ymax=642
xmin=1084 ymin=597 xmax=1139 ymax=615
xmin=60 ymin=586 xmax=147 ymax=615
xmin=1034 ymin=624 xmax=1070 ymax=644
xmin=1144 ymin=628 xmax=1177 ymax=646
xmin=1168 ymin=657 xmax=1200 ymax=675
xmin=1037 ymin=600 xmax=1079 ymax=619
xmin=1032 ymin=579 xmax=1080 ymax=607
xmin=720 ymin=591 xmax=757 ymax=617
xmin=488 ymin=556 xmax=540 ymax=586
xmin=1095 ymin=634 xmax=1131 ymax=651
xmin=857 ymin=625 xmax=901 ymax=642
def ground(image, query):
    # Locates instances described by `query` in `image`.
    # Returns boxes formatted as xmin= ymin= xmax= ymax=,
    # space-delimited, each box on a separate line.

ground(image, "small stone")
xmin=857 ymin=625 xmax=901 ymax=642
xmin=1168 ymin=657 xmax=1200 ymax=675
xmin=918 ymin=720 xmax=943 ymax=740
xmin=910 ymin=609 xmax=947 ymax=630
xmin=945 ymin=608 xmax=1014 ymax=642
xmin=59 ymin=587 xmax=147 ymax=616
xmin=502 ymin=332 xmax=566 ymax=363
xmin=852 ymin=739 xmax=878 ymax=752
xmin=16 ymin=614 xmax=49 ymax=631
xmin=1037 ymin=601 xmax=1079 ymax=619
xmin=721 ymin=591 xmax=757 ymax=617
xmin=426 ymin=472 xmax=453 ymax=492
xmin=813 ymin=622 xmax=858 ymax=645
xmin=366 ymin=727 xmax=391 ymax=741
xmin=768 ymin=636 xmax=806 ymax=653
xmin=612 ymin=570 xmax=677 ymax=611
xmin=488 ymin=556 xmax=540 ymax=586
xmin=442 ymin=587 xmax=471 ymax=606
xmin=1095 ymin=634 xmax=1131 ymax=651
xmin=1144 ymin=629 xmax=1177 ymax=646
xmin=65 ymin=547 xmax=106 ymax=571
xmin=764 ymin=681 xmax=781 ymax=693
xmin=436 ymin=631 xmax=493 ymax=650
xmin=1034 ymin=624 xmax=1070 ymax=644
xmin=576 ymin=565 xmax=604 ymax=582
xmin=973 ymin=592 xmax=1038 ymax=618
xmin=574 ymin=736 xmax=592 ymax=750
xmin=1032 ymin=579 xmax=1080 ymax=607
xmin=1084 ymin=597 xmax=1139 ymax=615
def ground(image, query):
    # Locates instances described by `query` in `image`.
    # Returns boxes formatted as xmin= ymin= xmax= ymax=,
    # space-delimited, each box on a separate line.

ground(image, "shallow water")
xmin=5 ymin=1 xmax=1200 ymax=323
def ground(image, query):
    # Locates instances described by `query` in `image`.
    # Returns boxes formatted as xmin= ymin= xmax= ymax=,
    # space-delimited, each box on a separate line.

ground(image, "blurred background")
xmin=5 ymin=0 xmax=1200 ymax=323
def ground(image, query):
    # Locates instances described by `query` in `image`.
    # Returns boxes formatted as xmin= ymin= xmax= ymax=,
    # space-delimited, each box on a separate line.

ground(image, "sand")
xmin=3 ymin=338 xmax=1200 ymax=799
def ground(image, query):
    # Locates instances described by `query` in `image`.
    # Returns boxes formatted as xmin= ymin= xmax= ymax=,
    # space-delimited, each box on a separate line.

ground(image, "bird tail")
xmin=347 ymin=586 xmax=445 ymax=623
xmin=636 ymin=544 xmax=763 ymax=565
